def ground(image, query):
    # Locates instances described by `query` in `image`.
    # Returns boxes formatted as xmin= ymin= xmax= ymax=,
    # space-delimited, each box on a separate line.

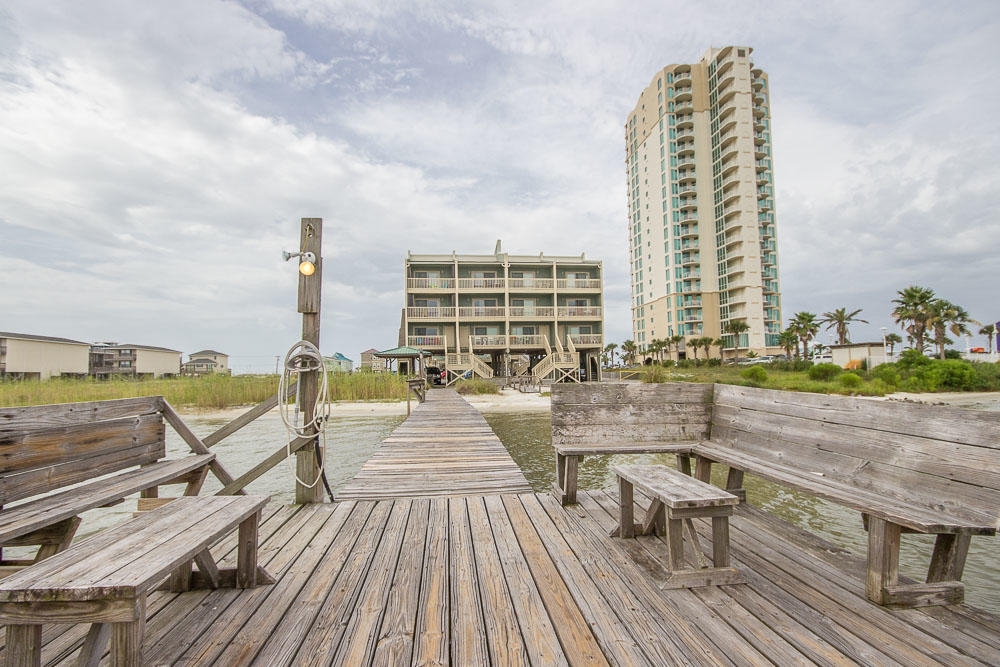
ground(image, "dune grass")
xmin=453 ymin=378 xmax=500 ymax=395
xmin=0 ymin=372 xmax=408 ymax=409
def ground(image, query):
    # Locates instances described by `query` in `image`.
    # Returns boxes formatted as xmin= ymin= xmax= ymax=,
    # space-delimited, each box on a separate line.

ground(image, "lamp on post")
xmin=880 ymin=326 xmax=888 ymax=366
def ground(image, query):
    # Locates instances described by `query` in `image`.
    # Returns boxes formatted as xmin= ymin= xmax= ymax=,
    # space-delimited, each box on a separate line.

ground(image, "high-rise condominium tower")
xmin=626 ymin=45 xmax=781 ymax=359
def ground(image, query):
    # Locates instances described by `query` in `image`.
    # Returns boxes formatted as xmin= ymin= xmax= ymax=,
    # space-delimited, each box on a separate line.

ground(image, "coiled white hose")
xmin=278 ymin=340 xmax=330 ymax=489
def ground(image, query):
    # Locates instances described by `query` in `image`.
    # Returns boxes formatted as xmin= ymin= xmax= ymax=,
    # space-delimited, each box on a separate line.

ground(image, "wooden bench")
xmin=612 ymin=464 xmax=743 ymax=589
xmin=693 ymin=384 xmax=1000 ymax=607
xmin=0 ymin=397 xmax=227 ymax=574
xmin=551 ymin=383 xmax=712 ymax=504
xmin=0 ymin=495 xmax=272 ymax=666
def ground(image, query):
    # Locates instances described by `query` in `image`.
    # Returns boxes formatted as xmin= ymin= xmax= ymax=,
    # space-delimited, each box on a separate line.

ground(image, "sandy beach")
xmin=885 ymin=391 xmax=1000 ymax=411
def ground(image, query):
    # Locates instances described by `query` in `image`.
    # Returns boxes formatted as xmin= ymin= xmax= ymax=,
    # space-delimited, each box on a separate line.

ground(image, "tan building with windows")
xmin=627 ymin=45 xmax=782 ymax=359
xmin=360 ymin=348 xmax=389 ymax=372
xmin=400 ymin=242 xmax=604 ymax=383
xmin=182 ymin=350 xmax=230 ymax=376
xmin=90 ymin=343 xmax=181 ymax=379
xmin=0 ymin=332 xmax=90 ymax=380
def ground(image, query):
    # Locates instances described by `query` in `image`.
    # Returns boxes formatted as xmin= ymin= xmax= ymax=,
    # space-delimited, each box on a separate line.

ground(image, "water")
xmin=35 ymin=405 xmax=998 ymax=614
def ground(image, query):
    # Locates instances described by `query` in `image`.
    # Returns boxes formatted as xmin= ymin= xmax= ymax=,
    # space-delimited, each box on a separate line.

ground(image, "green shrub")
xmin=453 ymin=378 xmax=499 ymax=395
xmin=872 ymin=365 xmax=901 ymax=387
xmin=929 ymin=360 xmax=977 ymax=391
xmin=660 ymin=360 xmax=676 ymax=368
xmin=838 ymin=373 xmax=862 ymax=389
xmin=897 ymin=349 xmax=932 ymax=369
xmin=643 ymin=366 xmax=668 ymax=383
xmin=808 ymin=363 xmax=842 ymax=382
xmin=676 ymin=359 xmax=695 ymax=369
xmin=740 ymin=366 xmax=768 ymax=385
xmin=971 ymin=362 xmax=1000 ymax=391
xmin=706 ymin=358 xmax=722 ymax=367
xmin=944 ymin=349 xmax=963 ymax=360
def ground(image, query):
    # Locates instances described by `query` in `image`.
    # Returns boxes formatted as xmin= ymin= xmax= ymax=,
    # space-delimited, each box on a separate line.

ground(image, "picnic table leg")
xmin=563 ymin=456 xmax=578 ymax=505
xmin=110 ymin=595 xmax=145 ymax=667
xmin=666 ymin=518 xmax=685 ymax=571
xmin=237 ymin=510 xmax=261 ymax=588
xmin=694 ymin=455 xmax=713 ymax=483
xmin=617 ymin=477 xmax=635 ymax=538
xmin=78 ymin=623 xmax=111 ymax=667
xmin=866 ymin=516 xmax=900 ymax=604
xmin=712 ymin=516 xmax=731 ymax=567
xmin=675 ymin=454 xmax=691 ymax=476
xmin=4 ymin=625 xmax=41 ymax=667
xmin=725 ymin=468 xmax=746 ymax=503
xmin=926 ymin=533 xmax=971 ymax=583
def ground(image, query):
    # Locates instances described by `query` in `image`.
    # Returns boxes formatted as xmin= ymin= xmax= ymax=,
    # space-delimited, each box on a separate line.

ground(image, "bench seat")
xmin=613 ymin=464 xmax=743 ymax=588
xmin=553 ymin=440 xmax=698 ymax=457
xmin=0 ymin=454 xmax=215 ymax=546
xmin=0 ymin=495 xmax=271 ymax=666
xmin=694 ymin=443 xmax=996 ymax=535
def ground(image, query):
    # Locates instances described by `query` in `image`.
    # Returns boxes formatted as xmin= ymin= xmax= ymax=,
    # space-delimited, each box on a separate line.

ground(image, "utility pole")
xmin=296 ymin=218 xmax=324 ymax=503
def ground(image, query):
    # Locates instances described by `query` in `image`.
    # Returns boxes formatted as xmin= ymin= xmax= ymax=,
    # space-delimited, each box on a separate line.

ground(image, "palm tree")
xmin=884 ymin=332 xmax=902 ymax=357
xmin=649 ymin=339 xmax=665 ymax=363
xmin=621 ymin=340 xmax=637 ymax=366
xmin=791 ymin=312 xmax=820 ymax=359
xmin=687 ymin=338 xmax=701 ymax=360
xmin=670 ymin=334 xmax=685 ymax=361
xmin=927 ymin=299 xmax=976 ymax=360
xmin=892 ymin=285 xmax=936 ymax=352
xmin=778 ymin=329 xmax=798 ymax=360
xmin=604 ymin=342 xmax=618 ymax=367
xmin=819 ymin=308 xmax=868 ymax=345
xmin=699 ymin=336 xmax=714 ymax=359
xmin=725 ymin=320 xmax=750 ymax=360
xmin=812 ymin=343 xmax=829 ymax=358
xmin=713 ymin=338 xmax=726 ymax=360
xmin=979 ymin=324 xmax=996 ymax=354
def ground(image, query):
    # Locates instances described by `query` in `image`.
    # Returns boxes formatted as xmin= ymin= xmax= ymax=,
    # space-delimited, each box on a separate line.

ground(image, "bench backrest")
xmin=710 ymin=384 xmax=1000 ymax=524
xmin=0 ymin=396 xmax=166 ymax=504
xmin=552 ymin=383 xmax=713 ymax=446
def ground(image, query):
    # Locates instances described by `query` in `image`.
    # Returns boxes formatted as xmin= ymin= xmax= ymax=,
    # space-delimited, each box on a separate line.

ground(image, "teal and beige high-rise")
xmin=626 ymin=46 xmax=782 ymax=359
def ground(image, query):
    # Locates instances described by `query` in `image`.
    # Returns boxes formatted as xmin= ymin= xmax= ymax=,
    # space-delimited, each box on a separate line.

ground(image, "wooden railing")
xmin=569 ymin=334 xmax=603 ymax=346
xmin=407 ymin=307 xmax=455 ymax=319
xmin=558 ymin=306 xmax=602 ymax=318
xmin=556 ymin=279 xmax=601 ymax=290
xmin=509 ymin=335 xmax=544 ymax=347
xmin=407 ymin=278 xmax=455 ymax=290
xmin=509 ymin=278 xmax=554 ymax=289
xmin=407 ymin=336 xmax=445 ymax=347
xmin=470 ymin=335 xmax=506 ymax=348
xmin=457 ymin=306 xmax=506 ymax=319
xmin=509 ymin=306 xmax=555 ymax=318
xmin=457 ymin=278 xmax=505 ymax=290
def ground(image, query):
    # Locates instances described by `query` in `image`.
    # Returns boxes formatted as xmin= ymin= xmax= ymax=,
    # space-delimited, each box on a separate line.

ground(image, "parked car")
xmin=425 ymin=366 xmax=444 ymax=386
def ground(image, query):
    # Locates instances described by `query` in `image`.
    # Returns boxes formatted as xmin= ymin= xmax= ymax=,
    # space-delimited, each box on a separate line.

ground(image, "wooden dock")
xmin=7 ymin=490 xmax=998 ymax=665
xmin=335 ymin=389 xmax=532 ymax=500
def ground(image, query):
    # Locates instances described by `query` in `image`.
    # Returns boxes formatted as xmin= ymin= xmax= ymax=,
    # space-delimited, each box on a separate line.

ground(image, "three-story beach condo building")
xmin=400 ymin=242 xmax=604 ymax=384
xmin=627 ymin=45 xmax=782 ymax=359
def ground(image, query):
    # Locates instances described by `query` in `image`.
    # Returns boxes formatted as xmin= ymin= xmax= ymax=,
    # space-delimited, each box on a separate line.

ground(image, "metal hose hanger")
xmin=278 ymin=340 xmax=334 ymax=500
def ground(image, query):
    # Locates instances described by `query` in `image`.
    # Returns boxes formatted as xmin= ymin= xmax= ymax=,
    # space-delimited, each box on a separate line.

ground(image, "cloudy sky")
xmin=2 ymin=1 xmax=998 ymax=371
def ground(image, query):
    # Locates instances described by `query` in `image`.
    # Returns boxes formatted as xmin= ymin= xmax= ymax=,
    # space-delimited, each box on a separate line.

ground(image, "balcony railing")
xmin=509 ymin=335 xmax=545 ymax=347
xmin=509 ymin=306 xmax=555 ymax=318
xmin=407 ymin=336 xmax=445 ymax=347
xmin=678 ymin=185 xmax=697 ymax=195
xmin=458 ymin=306 xmax=506 ymax=319
xmin=569 ymin=334 xmax=603 ymax=346
xmin=556 ymin=278 xmax=601 ymax=289
xmin=458 ymin=277 xmax=505 ymax=290
xmin=509 ymin=278 xmax=554 ymax=290
xmin=407 ymin=307 xmax=456 ymax=319
xmin=407 ymin=278 xmax=455 ymax=290
xmin=558 ymin=306 xmax=602 ymax=318
xmin=470 ymin=335 xmax=506 ymax=348
xmin=675 ymin=128 xmax=694 ymax=140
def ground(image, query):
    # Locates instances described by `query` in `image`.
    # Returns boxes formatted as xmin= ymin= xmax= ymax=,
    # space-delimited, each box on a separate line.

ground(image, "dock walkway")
xmin=10 ymin=491 xmax=999 ymax=665
xmin=335 ymin=388 xmax=532 ymax=500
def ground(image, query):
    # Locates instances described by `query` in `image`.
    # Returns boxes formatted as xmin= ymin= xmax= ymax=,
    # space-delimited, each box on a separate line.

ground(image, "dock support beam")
xmin=296 ymin=218 xmax=324 ymax=504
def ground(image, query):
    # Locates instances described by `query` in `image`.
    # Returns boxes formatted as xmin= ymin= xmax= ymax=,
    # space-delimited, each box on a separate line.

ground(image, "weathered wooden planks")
xmin=6 ymin=492 xmax=999 ymax=666
xmin=335 ymin=389 xmax=531 ymax=500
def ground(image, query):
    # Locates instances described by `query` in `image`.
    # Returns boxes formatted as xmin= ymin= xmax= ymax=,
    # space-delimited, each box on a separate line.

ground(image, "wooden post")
xmin=296 ymin=218 xmax=324 ymax=504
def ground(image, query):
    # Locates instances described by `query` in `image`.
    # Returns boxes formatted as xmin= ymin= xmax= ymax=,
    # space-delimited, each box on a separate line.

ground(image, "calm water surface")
xmin=60 ymin=405 xmax=998 ymax=614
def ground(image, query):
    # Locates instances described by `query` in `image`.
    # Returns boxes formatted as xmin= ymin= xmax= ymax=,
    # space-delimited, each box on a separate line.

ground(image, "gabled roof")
xmin=189 ymin=349 xmax=226 ymax=357
xmin=362 ymin=348 xmax=379 ymax=354
xmin=114 ymin=344 xmax=181 ymax=353
xmin=374 ymin=346 xmax=432 ymax=358
xmin=326 ymin=352 xmax=353 ymax=362
xmin=183 ymin=357 xmax=218 ymax=366
xmin=0 ymin=332 xmax=90 ymax=346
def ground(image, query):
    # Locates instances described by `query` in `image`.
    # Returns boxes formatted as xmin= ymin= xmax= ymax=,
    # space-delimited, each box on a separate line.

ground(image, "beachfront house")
xmin=400 ymin=241 xmax=604 ymax=381
xmin=360 ymin=348 xmax=389 ymax=372
xmin=184 ymin=349 xmax=230 ymax=375
xmin=830 ymin=342 xmax=891 ymax=369
xmin=323 ymin=352 xmax=353 ymax=373
xmin=0 ymin=331 xmax=91 ymax=380
xmin=90 ymin=343 xmax=182 ymax=379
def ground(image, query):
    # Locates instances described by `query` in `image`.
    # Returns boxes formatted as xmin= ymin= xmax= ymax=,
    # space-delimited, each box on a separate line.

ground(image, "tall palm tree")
xmin=725 ymin=320 xmax=750 ymax=360
xmin=791 ymin=312 xmax=820 ymax=359
xmin=927 ymin=299 xmax=976 ymax=360
xmin=891 ymin=285 xmax=936 ymax=352
xmin=819 ymin=308 xmax=868 ymax=345
xmin=979 ymin=324 xmax=996 ymax=354
xmin=699 ymin=336 xmax=714 ymax=359
xmin=604 ymin=342 xmax=618 ymax=367
xmin=885 ymin=332 xmax=902 ymax=356
xmin=778 ymin=329 xmax=798 ymax=359
xmin=649 ymin=339 xmax=665 ymax=363
xmin=687 ymin=338 xmax=700 ymax=360
xmin=713 ymin=337 xmax=726 ymax=360
xmin=621 ymin=340 xmax=637 ymax=366
xmin=670 ymin=334 xmax=685 ymax=361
